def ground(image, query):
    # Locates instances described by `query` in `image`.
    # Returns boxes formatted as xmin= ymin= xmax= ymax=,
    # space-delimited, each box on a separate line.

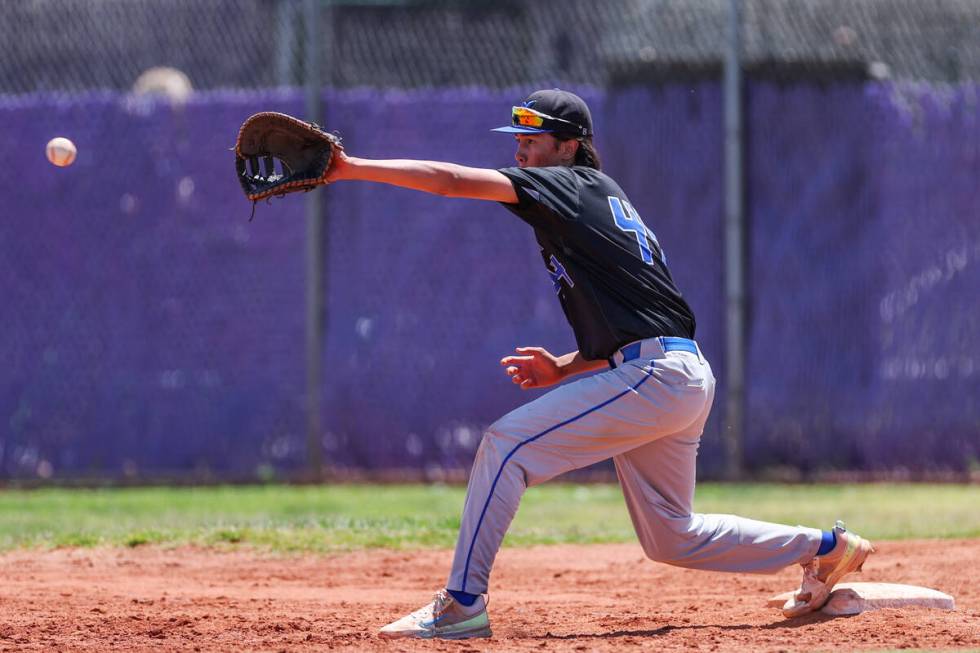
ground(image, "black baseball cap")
xmin=492 ymin=89 xmax=593 ymax=137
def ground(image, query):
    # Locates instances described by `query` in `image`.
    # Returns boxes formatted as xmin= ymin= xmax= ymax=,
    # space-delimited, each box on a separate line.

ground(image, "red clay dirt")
xmin=0 ymin=540 xmax=977 ymax=652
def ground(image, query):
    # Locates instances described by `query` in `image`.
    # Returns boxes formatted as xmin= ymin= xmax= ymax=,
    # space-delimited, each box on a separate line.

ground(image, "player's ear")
xmin=558 ymin=138 xmax=579 ymax=164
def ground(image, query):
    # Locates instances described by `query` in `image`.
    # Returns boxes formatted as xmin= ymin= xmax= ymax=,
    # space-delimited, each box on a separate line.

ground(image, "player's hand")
xmin=500 ymin=347 xmax=564 ymax=390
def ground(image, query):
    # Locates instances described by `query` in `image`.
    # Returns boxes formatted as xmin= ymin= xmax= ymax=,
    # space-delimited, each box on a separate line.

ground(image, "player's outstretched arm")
xmin=324 ymin=149 xmax=518 ymax=203
xmin=500 ymin=347 xmax=609 ymax=390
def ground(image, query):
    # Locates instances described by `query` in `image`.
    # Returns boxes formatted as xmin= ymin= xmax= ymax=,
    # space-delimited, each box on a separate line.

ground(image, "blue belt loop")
xmin=620 ymin=342 xmax=642 ymax=363
xmin=607 ymin=356 xmax=617 ymax=369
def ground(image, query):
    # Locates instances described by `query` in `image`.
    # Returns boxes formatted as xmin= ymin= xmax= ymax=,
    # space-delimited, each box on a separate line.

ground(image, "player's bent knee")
xmin=482 ymin=419 xmax=524 ymax=449
xmin=474 ymin=425 xmax=515 ymax=465
xmin=479 ymin=423 xmax=552 ymax=488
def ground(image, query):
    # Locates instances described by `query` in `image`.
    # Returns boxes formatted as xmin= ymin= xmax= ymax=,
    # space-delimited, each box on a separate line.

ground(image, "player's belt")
xmin=608 ymin=336 xmax=700 ymax=369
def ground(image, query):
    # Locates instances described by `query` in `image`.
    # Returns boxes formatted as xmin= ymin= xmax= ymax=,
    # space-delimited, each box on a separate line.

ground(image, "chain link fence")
xmin=3 ymin=0 xmax=980 ymax=96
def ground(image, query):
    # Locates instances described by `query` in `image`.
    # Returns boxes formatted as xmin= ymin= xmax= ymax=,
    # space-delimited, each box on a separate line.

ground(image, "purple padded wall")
xmin=2 ymin=91 xmax=310 ymax=478
xmin=745 ymin=83 xmax=979 ymax=473
xmin=1 ymin=82 xmax=976 ymax=479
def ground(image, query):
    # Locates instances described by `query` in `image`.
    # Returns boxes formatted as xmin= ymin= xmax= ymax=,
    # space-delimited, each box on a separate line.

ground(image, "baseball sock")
xmin=447 ymin=589 xmax=479 ymax=607
xmin=816 ymin=530 xmax=837 ymax=556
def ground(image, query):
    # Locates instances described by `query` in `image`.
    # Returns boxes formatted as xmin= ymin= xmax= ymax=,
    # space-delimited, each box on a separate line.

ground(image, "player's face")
xmin=514 ymin=134 xmax=563 ymax=168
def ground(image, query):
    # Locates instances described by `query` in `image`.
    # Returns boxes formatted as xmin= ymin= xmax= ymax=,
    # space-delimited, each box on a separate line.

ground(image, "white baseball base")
xmin=768 ymin=582 xmax=955 ymax=616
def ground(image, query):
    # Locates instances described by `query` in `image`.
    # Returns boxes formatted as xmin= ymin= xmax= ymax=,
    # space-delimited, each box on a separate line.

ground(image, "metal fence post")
xmin=723 ymin=0 xmax=746 ymax=479
xmin=276 ymin=0 xmax=297 ymax=86
xmin=304 ymin=0 xmax=324 ymax=480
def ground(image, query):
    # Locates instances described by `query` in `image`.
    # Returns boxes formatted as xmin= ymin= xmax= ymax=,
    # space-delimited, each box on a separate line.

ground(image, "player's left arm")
xmin=500 ymin=347 xmax=608 ymax=390
xmin=324 ymin=150 xmax=518 ymax=203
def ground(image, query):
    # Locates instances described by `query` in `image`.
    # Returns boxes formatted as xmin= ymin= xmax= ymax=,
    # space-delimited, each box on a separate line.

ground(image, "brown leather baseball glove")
xmin=234 ymin=111 xmax=342 ymax=216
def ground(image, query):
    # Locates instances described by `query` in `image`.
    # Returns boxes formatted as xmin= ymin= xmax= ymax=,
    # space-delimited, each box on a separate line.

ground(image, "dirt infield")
xmin=1 ymin=540 xmax=977 ymax=652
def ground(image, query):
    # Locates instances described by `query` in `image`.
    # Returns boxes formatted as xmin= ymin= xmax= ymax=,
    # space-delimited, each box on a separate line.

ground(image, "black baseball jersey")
xmin=498 ymin=165 xmax=696 ymax=361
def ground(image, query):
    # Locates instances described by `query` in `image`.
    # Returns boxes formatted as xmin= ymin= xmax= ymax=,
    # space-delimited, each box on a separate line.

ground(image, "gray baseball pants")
xmin=447 ymin=337 xmax=822 ymax=594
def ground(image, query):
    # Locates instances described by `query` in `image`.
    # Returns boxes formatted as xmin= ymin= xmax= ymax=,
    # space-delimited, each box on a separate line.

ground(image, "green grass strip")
xmin=0 ymin=483 xmax=976 ymax=553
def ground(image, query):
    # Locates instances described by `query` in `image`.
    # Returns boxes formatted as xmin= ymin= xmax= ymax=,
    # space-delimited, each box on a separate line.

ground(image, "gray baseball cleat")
xmin=378 ymin=589 xmax=492 ymax=639
xmin=782 ymin=520 xmax=876 ymax=618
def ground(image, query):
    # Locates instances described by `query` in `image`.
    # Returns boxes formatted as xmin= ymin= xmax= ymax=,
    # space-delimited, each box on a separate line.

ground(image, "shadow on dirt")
xmin=533 ymin=613 xmax=850 ymax=639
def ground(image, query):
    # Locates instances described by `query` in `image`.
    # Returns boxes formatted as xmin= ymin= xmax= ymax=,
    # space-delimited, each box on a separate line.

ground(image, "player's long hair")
xmin=556 ymin=134 xmax=602 ymax=170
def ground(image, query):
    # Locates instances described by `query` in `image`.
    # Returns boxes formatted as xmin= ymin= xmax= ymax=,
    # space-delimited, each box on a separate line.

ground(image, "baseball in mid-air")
xmin=46 ymin=137 xmax=77 ymax=167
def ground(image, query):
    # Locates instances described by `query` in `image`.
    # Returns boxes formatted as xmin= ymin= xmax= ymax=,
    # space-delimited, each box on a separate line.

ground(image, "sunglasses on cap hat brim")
xmin=492 ymin=106 xmax=590 ymax=137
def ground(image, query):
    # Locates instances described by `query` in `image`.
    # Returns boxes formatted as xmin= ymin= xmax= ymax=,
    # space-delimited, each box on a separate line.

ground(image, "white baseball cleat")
xmin=378 ymin=589 xmax=492 ymax=640
xmin=783 ymin=521 xmax=876 ymax=618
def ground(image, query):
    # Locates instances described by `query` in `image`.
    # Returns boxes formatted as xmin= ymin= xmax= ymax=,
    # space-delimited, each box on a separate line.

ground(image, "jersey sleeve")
xmin=497 ymin=166 xmax=582 ymax=228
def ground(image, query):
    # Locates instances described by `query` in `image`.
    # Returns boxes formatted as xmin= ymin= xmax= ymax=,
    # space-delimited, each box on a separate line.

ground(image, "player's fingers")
xmin=519 ymin=378 xmax=535 ymax=389
xmin=515 ymin=347 xmax=544 ymax=355
xmin=500 ymin=355 xmax=533 ymax=366
xmin=505 ymin=365 xmax=520 ymax=376
xmin=511 ymin=374 xmax=524 ymax=385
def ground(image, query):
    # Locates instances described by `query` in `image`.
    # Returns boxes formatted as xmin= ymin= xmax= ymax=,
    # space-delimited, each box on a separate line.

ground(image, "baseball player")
xmin=323 ymin=89 xmax=874 ymax=639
